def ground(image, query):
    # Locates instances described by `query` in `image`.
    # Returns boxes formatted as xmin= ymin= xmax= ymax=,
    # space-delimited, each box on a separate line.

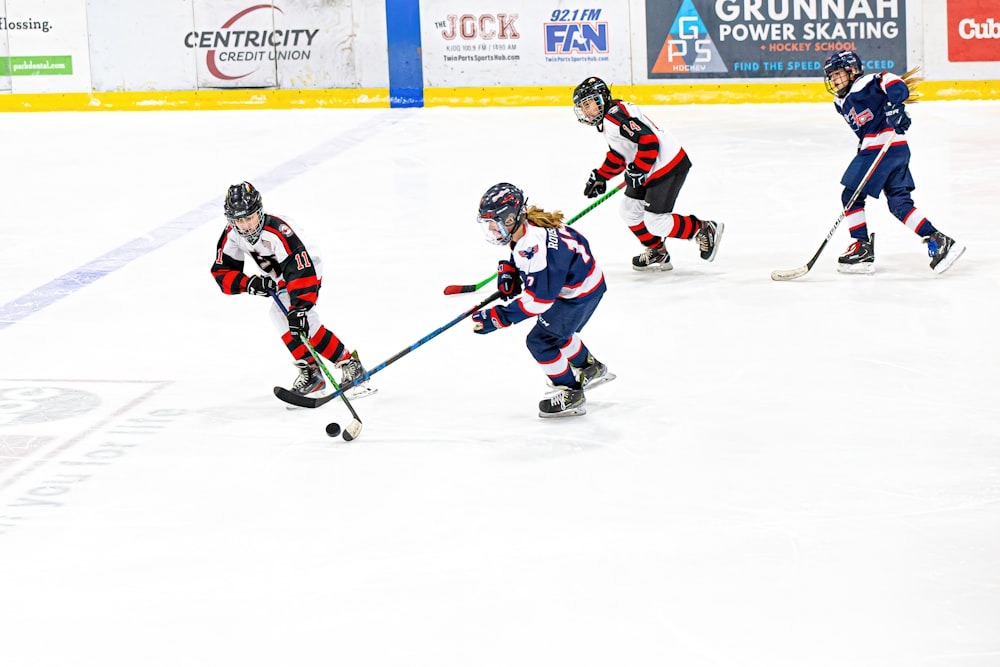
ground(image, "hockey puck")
xmin=325 ymin=422 xmax=341 ymax=438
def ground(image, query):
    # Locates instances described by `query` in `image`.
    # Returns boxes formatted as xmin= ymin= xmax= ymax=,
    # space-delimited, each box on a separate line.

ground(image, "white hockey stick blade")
xmin=342 ymin=419 xmax=363 ymax=441
xmin=770 ymin=266 xmax=809 ymax=281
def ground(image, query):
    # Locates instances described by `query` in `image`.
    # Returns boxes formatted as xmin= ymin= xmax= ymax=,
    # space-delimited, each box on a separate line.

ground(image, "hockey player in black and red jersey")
xmin=211 ymin=182 xmax=374 ymax=400
xmin=471 ymin=182 xmax=615 ymax=418
xmin=573 ymin=76 xmax=723 ymax=271
xmin=823 ymin=50 xmax=964 ymax=274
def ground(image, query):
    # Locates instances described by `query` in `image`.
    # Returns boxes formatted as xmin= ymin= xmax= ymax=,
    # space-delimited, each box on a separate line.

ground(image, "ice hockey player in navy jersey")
xmin=211 ymin=182 xmax=374 ymax=399
xmin=823 ymin=50 xmax=965 ymax=274
xmin=573 ymin=76 xmax=723 ymax=272
xmin=471 ymin=182 xmax=615 ymax=418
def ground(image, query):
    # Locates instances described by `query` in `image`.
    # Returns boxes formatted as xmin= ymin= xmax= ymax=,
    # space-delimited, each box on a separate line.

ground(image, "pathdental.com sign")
xmin=645 ymin=0 xmax=907 ymax=79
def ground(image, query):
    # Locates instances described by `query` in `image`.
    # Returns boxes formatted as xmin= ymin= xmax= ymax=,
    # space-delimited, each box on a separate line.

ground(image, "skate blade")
xmin=581 ymin=372 xmax=617 ymax=391
xmin=837 ymin=262 xmax=875 ymax=275
xmin=933 ymin=244 xmax=966 ymax=274
xmin=632 ymin=261 xmax=674 ymax=272
xmin=344 ymin=385 xmax=378 ymax=400
xmin=538 ymin=406 xmax=587 ymax=419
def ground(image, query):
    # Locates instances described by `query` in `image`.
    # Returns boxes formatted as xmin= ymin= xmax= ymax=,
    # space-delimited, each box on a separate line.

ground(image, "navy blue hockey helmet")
xmin=573 ymin=76 xmax=612 ymax=127
xmin=224 ymin=181 xmax=265 ymax=244
xmin=824 ymin=50 xmax=864 ymax=98
xmin=477 ymin=182 xmax=527 ymax=246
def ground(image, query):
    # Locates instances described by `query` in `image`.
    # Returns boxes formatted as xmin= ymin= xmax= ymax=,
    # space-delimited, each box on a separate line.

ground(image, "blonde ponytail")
xmin=525 ymin=206 xmax=565 ymax=229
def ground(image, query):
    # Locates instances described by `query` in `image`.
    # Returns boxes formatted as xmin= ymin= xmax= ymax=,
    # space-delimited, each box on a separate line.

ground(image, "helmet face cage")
xmin=823 ymin=50 xmax=864 ymax=97
xmin=477 ymin=183 xmax=527 ymax=246
xmin=224 ymin=181 xmax=264 ymax=244
xmin=573 ymin=77 xmax=611 ymax=126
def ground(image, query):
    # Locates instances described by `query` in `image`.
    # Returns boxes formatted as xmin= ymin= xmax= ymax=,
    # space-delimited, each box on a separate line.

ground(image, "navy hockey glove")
xmin=583 ymin=169 xmax=607 ymax=198
xmin=624 ymin=163 xmax=647 ymax=190
xmin=472 ymin=307 xmax=510 ymax=335
xmin=287 ymin=308 xmax=309 ymax=338
xmin=885 ymin=102 xmax=911 ymax=132
xmin=246 ymin=275 xmax=277 ymax=297
xmin=497 ymin=260 xmax=522 ymax=300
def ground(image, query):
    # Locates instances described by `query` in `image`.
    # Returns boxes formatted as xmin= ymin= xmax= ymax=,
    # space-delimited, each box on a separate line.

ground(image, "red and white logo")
xmin=947 ymin=0 xmax=1000 ymax=62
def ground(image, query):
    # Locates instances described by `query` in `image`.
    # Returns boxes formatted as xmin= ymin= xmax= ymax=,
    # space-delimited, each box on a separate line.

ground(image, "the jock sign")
xmin=645 ymin=0 xmax=908 ymax=79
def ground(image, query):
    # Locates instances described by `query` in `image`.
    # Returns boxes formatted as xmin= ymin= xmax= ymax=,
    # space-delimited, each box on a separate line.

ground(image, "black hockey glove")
xmin=885 ymin=102 xmax=911 ymax=132
xmin=246 ymin=275 xmax=277 ymax=297
xmin=583 ymin=169 xmax=607 ymax=198
xmin=287 ymin=308 xmax=309 ymax=338
xmin=497 ymin=260 xmax=522 ymax=300
xmin=624 ymin=163 xmax=647 ymax=190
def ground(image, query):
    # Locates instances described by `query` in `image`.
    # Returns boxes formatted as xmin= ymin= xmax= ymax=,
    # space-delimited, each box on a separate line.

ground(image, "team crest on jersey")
xmin=847 ymin=107 xmax=874 ymax=128
xmin=278 ymin=223 xmax=293 ymax=236
xmin=519 ymin=244 xmax=539 ymax=260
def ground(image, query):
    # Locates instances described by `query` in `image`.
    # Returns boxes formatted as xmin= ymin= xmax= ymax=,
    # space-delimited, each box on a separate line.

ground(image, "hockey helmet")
xmin=573 ymin=76 xmax=612 ymax=127
xmin=824 ymin=50 xmax=864 ymax=98
xmin=224 ymin=181 xmax=265 ymax=244
xmin=477 ymin=182 xmax=527 ymax=246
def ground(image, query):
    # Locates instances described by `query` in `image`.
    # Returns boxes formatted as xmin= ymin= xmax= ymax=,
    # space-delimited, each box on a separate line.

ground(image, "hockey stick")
xmin=269 ymin=291 xmax=363 ymax=441
xmin=771 ymin=132 xmax=896 ymax=281
xmin=443 ymin=181 xmax=625 ymax=295
xmin=319 ymin=290 xmax=504 ymax=411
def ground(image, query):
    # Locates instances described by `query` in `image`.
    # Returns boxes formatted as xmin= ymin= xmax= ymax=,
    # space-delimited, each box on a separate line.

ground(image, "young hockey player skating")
xmin=471 ymin=182 xmax=614 ymax=418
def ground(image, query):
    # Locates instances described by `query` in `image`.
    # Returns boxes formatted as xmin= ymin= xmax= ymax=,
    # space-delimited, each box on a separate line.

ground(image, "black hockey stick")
xmin=443 ymin=182 xmax=624 ymax=295
xmin=771 ymin=132 xmax=896 ymax=281
xmin=319 ymin=290 xmax=503 ymax=412
xmin=269 ymin=291 xmax=363 ymax=441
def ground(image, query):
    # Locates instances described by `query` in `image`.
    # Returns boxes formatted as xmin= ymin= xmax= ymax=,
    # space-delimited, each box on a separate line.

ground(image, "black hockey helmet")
xmin=477 ymin=182 xmax=527 ymax=246
xmin=224 ymin=181 xmax=265 ymax=244
xmin=573 ymin=76 xmax=612 ymax=127
xmin=823 ymin=50 xmax=864 ymax=98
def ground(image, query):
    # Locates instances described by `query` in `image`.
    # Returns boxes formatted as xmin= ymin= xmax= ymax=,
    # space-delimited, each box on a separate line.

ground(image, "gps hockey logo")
xmin=544 ymin=9 xmax=608 ymax=55
xmin=519 ymin=245 xmax=539 ymax=260
xmin=650 ymin=0 xmax=727 ymax=74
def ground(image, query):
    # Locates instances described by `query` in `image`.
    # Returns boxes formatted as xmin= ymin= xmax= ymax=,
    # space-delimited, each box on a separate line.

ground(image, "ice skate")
xmin=578 ymin=355 xmax=616 ymax=391
xmin=538 ymin=385 xmax=586 ymax=418
xmin=695 ymin=219 xmax=724 ymax=262
xmin=291 ymin=359 xmax=325 ymax=396
xmin=923 ymin=231 xmax=965 ymax=274
xmin=337 ymin=350 xmax=377 ymax=399
xmin=837 ymin=233 xmax=875 ymax=274
xmin=632 ymin=242 xmax=673 ymax=272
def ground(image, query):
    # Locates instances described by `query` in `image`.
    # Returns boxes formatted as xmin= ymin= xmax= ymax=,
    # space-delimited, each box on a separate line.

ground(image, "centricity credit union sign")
xmin=645 ymin=0 xmax=907 ymax=79
xmin=185 ymin=2 xmax=321 ymax=87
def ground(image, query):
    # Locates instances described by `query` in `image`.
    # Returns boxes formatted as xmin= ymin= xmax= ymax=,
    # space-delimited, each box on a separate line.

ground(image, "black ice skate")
xmin=632 ymin=242 xmax=673 ymax=272
xmin=291 ymin=359 xmax=325 ymax=396
xmin=695 ymin=219 xmax=724 ymax=262
xmin=837 ymin=234 xmax=875 ymax=274
xmin=337 ymin=350 xmax=377 ymax=399
xmin=538 ymin=385 xmax=586 ymax=418
xmin=579 ymin=355 xmax=616 ymax=391
xmin=923 ymin=231 xmax=966 ymax=274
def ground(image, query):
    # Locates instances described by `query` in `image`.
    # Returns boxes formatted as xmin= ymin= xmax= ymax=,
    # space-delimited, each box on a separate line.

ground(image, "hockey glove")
xmin=885 ymin=103 xmax=911 ymax=132
xmin=497 ymin=260 xmax=522 ymax=300
xmin=472 ymin=307 xmax=510 ymax=335
xmin=246 ymin=274 xmax=277 ymax=297
xmin=583 ymin=169 xmax=607 ymax=198
xmin=624 ymin=163 xmax=647 ymax=190
xmin=287 ymin=308 xmax=310 ymax=338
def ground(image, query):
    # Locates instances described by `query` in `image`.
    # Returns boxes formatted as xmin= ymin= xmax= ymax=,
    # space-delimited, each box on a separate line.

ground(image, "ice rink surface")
xmin=1 ymin=100 xmax=998 ymax=666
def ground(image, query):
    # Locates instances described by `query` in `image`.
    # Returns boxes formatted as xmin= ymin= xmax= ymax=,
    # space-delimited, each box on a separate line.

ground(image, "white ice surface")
xmin=0 ymin=101 xmax=998 ymax=667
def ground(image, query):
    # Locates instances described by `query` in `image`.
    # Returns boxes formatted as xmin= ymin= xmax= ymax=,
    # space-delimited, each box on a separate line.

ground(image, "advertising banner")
xmin=2 ymin=0 xmax=91 ymax=93
xmin=644 ymin=0 xmax=907 ymax=80
xmin=419 ymin=1 xmax=630 ymax=87
xmin=947 ymin=0 xmax=999 ymax=62
xmin=189 ymin=0 xmax=358 ymax=89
